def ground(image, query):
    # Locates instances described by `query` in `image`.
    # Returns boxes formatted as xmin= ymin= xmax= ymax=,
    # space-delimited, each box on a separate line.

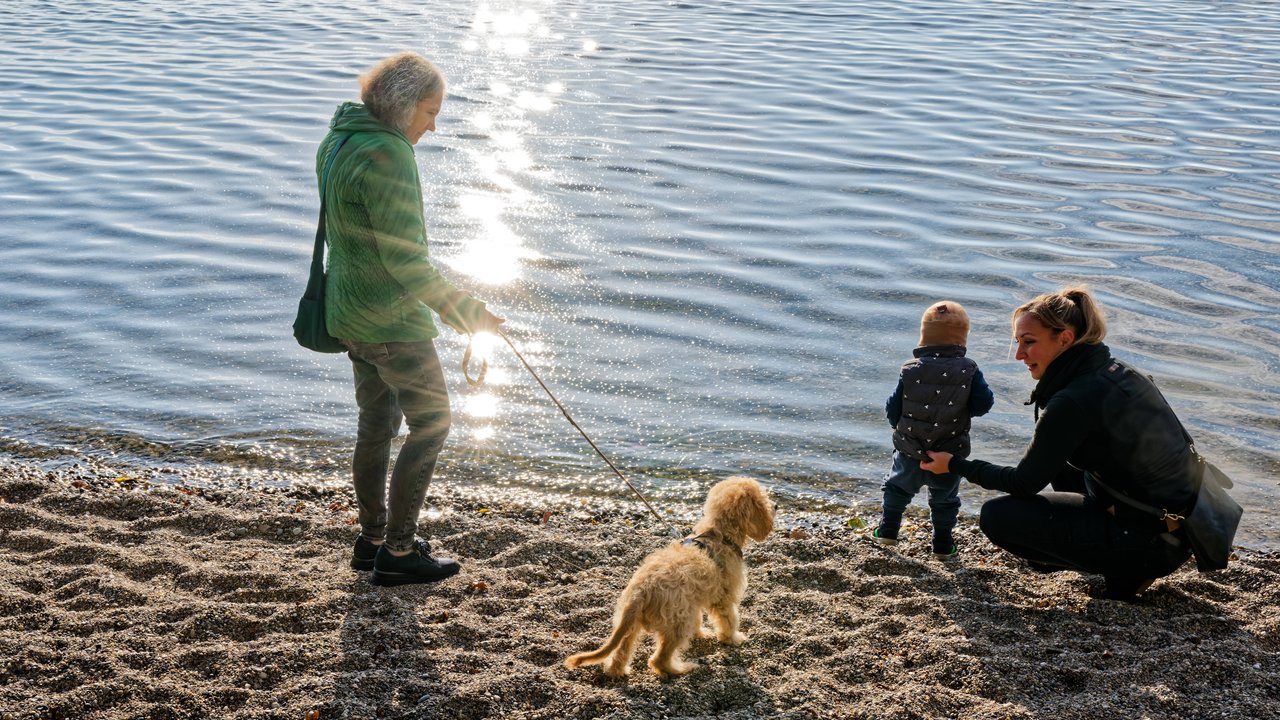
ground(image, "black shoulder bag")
xmin=292 ymin=133 xmax=353 ymax=353
xmin=1087 ymin=425 xmax=1243 ymax=573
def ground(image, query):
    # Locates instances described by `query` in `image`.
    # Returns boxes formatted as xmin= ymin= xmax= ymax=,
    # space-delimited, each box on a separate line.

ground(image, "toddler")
xmin=874 ymin=301 xmax=993 ymax=557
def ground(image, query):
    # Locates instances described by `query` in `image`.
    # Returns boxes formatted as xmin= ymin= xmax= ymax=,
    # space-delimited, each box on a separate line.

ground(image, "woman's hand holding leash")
xmin=460 ymin=311 xmax=504 ymax=387
xmin=475 ymin=310 xmax=505 ymax=334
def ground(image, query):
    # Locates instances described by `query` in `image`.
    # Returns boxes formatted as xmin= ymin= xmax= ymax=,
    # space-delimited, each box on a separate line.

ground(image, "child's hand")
xmin=920 ymin=451 xmax=952 ymax=474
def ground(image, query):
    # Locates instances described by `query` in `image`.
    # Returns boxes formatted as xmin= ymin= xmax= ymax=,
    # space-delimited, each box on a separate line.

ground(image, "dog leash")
xmin=464 ymin=329 xmax=682 ymax=539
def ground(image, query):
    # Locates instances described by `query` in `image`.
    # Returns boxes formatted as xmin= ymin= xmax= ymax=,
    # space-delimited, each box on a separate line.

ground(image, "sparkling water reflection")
xmin=0 ymin=0 xmax=1277 ymax=546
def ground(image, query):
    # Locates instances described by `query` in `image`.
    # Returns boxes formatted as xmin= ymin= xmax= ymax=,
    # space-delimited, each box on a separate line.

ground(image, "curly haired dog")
xmin=564 ymin=476 xmax=774 ymax=678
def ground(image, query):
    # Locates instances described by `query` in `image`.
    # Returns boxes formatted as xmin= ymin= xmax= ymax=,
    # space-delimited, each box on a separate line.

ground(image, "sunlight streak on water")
xmin=0 ymin=0 xmax=1278 ymax=546
xmin=470 ymin=5 xmax=547 ymax=56
xmin=451 ymin=192 xmax=530 ymax=285
xmin=463 ymin=393 xmax=501 ymax=419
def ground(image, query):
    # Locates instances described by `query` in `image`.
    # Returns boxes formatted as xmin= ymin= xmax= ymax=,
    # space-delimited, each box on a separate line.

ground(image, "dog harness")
xmin=681 ymin=530 xmax=743 ymax=566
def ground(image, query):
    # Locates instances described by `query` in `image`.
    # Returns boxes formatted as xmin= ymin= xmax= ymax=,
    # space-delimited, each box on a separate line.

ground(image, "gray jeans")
xmin=343 ymin=339 xmax=451 ymax=552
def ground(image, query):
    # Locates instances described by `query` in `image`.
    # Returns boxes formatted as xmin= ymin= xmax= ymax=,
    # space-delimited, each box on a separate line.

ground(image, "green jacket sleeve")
xmin=360 ymin=144 xmax=487 ymax=332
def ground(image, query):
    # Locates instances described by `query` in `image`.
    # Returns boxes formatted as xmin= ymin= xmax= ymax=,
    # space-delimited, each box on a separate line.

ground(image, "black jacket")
xmin=952 ymin=342 xmax=1197 ymax=515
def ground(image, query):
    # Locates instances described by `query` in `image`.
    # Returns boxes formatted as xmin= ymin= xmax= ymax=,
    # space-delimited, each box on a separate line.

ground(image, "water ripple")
xmin=1 ymin=0 xmax=1278 ymax=545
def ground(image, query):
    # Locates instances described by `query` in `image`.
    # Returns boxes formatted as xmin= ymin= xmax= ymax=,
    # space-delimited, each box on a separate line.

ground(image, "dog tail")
xmin=564 ymin=602 xmax=640 ymax=670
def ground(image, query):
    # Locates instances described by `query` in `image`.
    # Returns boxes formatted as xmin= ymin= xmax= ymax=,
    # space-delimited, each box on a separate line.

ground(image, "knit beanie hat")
xmin=919 ymin=300 xmax=970 ymax=347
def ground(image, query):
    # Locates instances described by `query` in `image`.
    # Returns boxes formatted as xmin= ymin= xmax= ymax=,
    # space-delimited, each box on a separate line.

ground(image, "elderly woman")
xmin=920 ymin=287 xmax=1195 ymax=601
xmin=318 ymin=52 xmax=502 ymax=586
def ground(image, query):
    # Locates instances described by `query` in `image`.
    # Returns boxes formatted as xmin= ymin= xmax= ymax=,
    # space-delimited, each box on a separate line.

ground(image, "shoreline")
xmin=2 ymin=456 xmax=1278 ymax=719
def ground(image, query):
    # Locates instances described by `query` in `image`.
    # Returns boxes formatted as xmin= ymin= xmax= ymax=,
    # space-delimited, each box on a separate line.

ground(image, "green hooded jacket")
xmin=316 ymin=102 xmax=484 ymax=343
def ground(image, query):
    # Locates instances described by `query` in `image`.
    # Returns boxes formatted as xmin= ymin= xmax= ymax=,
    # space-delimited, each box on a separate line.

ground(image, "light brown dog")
xmin=564 ymin=476 xmax=774 ymax=678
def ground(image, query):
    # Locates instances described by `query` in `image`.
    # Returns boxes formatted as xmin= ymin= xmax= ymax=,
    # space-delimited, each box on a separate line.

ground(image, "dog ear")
xmin=748 ymin=489 xmax=774 ymax=541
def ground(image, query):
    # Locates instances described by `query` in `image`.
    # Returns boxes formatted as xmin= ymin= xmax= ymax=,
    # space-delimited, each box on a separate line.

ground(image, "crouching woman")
xmin=920 ymin=286 xmax=1195 ymax=601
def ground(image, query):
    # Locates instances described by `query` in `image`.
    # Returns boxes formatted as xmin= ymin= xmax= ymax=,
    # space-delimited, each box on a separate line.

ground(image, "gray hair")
xmin=359 ymin=52 xmax=445 ymax=133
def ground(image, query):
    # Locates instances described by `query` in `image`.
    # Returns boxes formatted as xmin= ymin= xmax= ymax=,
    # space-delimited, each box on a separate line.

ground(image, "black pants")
xmin=979 ymin=492 xmax=1191 ymax=581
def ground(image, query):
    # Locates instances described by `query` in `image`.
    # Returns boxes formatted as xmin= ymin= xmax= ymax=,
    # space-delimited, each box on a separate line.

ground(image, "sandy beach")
xmin=1 ymin=455 xmax=1277 ymax=720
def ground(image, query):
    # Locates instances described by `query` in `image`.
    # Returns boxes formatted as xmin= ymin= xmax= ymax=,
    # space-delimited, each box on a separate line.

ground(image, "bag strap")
xmin=1137 ymin=365 xmax=1204 ymax=454
xmin=1084 ymin=471 xmax=1185 ymax=522
xmin=1141 ymin=368 xmax=1228 ymax=489
xmin=301 ymin=133 xmax=354 ymax=301
xmin=1085 ymin=366 xmax=1202 ymax=522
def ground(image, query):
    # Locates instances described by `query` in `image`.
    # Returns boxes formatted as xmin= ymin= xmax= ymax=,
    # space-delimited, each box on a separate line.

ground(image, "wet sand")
xmin=1 ymin=456 xmax=1277 ymax=719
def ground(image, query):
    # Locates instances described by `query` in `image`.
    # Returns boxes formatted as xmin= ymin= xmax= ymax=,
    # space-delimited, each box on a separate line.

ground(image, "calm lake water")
xmin=2 ymin=0 xmax=1278 ymax=546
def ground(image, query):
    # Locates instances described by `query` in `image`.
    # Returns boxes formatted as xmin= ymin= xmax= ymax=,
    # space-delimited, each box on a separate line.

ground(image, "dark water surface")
xmin=2 ymin=1 xmax=1278 ymax=545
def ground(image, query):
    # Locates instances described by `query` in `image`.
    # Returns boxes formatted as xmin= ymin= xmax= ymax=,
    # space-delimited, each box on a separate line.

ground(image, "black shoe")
xmin=351 ymin=535 xmax=381 ymax=571
xmin=871 ymin=526 xmax=899 ymax=547
xmin=932 ymin=538 xmax=958 ymax=560
xmin=370 ymin=539 xmax=461 ymax=586
xmin=1103 ymin=576 xmax=1154 ymax=602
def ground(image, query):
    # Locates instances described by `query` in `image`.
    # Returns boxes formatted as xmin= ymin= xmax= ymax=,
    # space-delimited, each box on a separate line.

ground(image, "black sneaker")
xmin=871 ymin=527 xmax=899 ymax=547
xmin=932 ymin=538 xmax=958 ymax=560
xmin=370 ymin=539 xmax=461 ymax=586
xmin=351 ymin=535 xmax=381 ymax=571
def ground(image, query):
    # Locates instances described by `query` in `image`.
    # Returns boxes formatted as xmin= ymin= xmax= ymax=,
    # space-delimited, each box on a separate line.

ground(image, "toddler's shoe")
xmin=932 ymin=538 xmax=958 ymax=560
xmin=871 ymin=527 xmax=899 ymax=547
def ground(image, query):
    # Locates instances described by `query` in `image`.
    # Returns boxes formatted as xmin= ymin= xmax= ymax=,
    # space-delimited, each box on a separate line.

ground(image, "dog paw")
xmin=695 ymin=626 xmax=714 ymax=639
xmin=652 ymin=661 xmax=697 ymax=677
xmin=720 ymin=632 xmax=747 ymax=646
xmin=603 ymin=664 xmax=631 ymax=678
